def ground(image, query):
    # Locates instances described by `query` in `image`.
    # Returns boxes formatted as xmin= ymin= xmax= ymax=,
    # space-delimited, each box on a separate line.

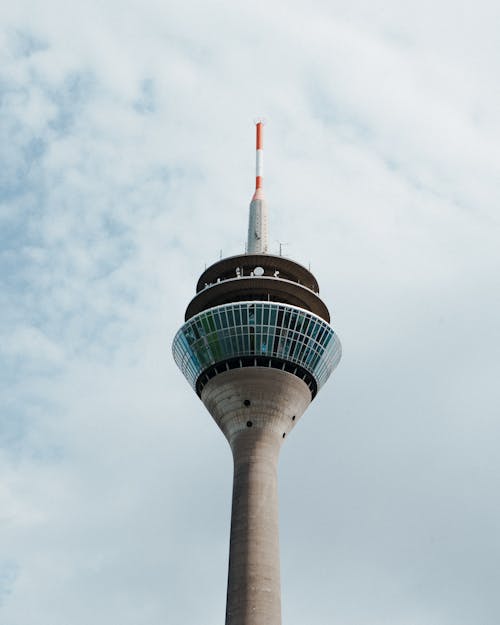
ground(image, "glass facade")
xmin=172 ymin=301 xmax=342 ymax=394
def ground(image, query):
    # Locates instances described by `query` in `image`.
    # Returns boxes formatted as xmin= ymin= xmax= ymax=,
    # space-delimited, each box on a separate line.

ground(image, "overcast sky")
xmin=1 ymin=1 xmax=500 ymax=624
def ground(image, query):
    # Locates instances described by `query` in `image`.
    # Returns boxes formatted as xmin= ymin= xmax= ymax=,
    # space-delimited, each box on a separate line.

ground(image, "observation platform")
xmin=186 ymin=254 xmax=331 ymax=322
xmin=172 ymin=301 xmax=342 ymax=398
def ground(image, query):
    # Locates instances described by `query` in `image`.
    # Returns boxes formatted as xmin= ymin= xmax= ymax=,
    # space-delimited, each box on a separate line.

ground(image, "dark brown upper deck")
xmin=186 ymin=254 xmax=330 ymax=323
xmin=196 ymin=254 xmax=320 ymax=294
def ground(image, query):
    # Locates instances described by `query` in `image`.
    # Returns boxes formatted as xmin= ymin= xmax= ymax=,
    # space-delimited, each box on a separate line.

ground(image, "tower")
xmin=172 ymin=123 xmax=342 ymax=625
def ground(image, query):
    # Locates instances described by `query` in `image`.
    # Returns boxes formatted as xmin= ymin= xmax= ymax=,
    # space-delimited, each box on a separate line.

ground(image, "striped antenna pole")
xmin=247 ymin=121 xmax=269 ymax=254
xmin=256 ymin=121 xmax=263 ymax=190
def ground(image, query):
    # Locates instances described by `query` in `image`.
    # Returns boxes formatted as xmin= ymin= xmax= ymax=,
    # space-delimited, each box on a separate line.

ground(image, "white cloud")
xmin=1 ymin=1 xmax=499 ymax=623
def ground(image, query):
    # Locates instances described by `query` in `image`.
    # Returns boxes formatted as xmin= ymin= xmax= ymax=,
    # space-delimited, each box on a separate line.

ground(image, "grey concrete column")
xmin=226 ymin=430 xmax=282 ymax=625
xmin=201 ymin=367 xmax=312 ymax=625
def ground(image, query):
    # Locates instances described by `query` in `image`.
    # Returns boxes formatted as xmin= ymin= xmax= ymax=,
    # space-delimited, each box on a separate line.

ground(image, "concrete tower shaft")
xmin=201 ymin=368 xmax=311 ymax=625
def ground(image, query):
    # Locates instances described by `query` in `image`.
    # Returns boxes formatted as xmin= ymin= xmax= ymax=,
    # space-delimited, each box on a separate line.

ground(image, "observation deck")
xmin=173 ymin=301 xmax=341 ymax=399
xmin=185 ymin=254 xmax=330 ymax=322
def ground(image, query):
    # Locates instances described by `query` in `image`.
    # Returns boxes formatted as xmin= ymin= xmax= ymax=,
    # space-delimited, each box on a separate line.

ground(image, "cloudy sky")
xmin=1 ymin=1 xmax=500 ymax=624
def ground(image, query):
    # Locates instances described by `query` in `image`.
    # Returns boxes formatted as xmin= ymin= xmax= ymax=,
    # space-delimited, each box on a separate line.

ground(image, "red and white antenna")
xmin=247 ymin=120 xmax=269 ymax=254
xmin=255 ymin=120 xmax=264 ymax=193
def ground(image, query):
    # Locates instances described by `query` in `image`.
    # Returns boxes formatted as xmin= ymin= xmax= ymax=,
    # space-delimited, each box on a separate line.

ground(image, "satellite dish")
xmin=254 ymin=266 xmax=264 ymax=276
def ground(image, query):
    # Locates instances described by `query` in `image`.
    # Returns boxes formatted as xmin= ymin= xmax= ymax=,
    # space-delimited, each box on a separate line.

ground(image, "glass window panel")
xmin=214 ymin=312 xmax=222 ymax=330
xmin=220 ymin=336 xmax=231 ymax=355
xmin=256 ymin=306 xmax=262 ymax=324
xmin=263 ymin=306 xmax=270 ymax=325
xmin=236 ymin=329 xmax=244 ymax=352
xmin=207 ymin=335 xmax=220 ymax=360
xmin=308 ymin=352 xmax=320 ymax=369
xmin=316 ymin=325 xmax=326 ymax=343
xmin=272 ymin=326 xmax=281 ymax=354
xmin=290 ymin=335 xmax=303 ymax=361
xmin=322 ymin=331 xmax=332 ymax=347
xmin=310 ymin=321 xmax=320 ymax=339
xmin=301 ymin=315 xmax=313 ymax=338
xmin=203 ymin=314 xmax=215 ymax=334
xmin=282 ymin=310 xmax=291 ymax=329
xmin=198 ymin=344 xmax=211 ymax=366
xmin=228 ymin=328 xmax=238 ymax=354
xmin=294 ymin=312 xmax=305 ymax=333
xmin=262 ymin=326 xmax=271 ymax=353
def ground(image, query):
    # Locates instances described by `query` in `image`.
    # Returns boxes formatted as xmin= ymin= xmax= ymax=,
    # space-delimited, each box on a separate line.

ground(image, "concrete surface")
xmin=202 ymin=367 xmax=311 ymax=625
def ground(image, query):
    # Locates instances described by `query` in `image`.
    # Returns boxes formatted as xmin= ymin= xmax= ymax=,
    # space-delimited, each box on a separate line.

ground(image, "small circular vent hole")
xmin=247 ymin=421 xmax=253 ymax=428
xmin=243 ymin=399 xmax=251 ymax=407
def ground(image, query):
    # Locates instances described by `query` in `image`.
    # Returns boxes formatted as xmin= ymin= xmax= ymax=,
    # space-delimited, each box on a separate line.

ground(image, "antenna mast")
xmin=247 ymin=121 xmax=269 ymax=254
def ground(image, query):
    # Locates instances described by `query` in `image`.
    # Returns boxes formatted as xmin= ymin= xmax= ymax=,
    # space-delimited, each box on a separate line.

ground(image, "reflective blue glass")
xmin=172 ymin=302 xmax=342 ymax=393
